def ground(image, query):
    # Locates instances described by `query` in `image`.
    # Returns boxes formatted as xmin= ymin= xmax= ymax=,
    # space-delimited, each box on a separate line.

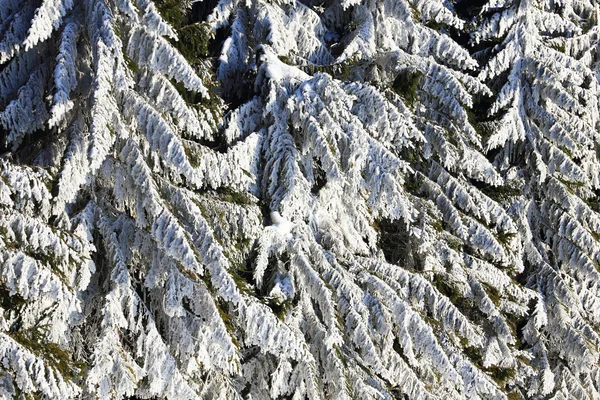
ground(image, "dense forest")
xmin=1 ymin=0 xmax=600 ymax=398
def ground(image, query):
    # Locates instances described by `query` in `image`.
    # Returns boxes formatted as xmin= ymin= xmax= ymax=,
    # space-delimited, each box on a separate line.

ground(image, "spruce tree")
xmin=1 ymin=0 xmax=600 ymax=399
xmin=474 ymin=0 xmax=600 ymax=396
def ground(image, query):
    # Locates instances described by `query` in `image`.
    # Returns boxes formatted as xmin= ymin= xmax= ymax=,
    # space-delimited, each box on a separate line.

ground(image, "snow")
xmin=2 ymin=0 xmax=600 ymax=398
xmin=260 ymin=46 xmax=310 ymax=83
xmin=270 ymin=211 xmax=295 ymax=239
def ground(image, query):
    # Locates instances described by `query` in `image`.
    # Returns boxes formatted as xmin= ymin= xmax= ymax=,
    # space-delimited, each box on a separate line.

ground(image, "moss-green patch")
xmin=433 ymin=275 xmax=461 ymax=305
xmin=486 ymin=366 xmax=516 ymax=386
xmin=13 ymin=385 xmax=41 ymax=400
xmin=170 ymin=78 xmax=204 ymax=104
xmin=215 ymin=299 xmax=240 ymax=347
xmin=556 ymin=175 xmax=586 ymax=194
xmin=43 ymin=180 xmax=54 ymax=195
xmin=333 ymin=344 xmax=348 ymax=368
xmin=391 ymin=69 xmax=423 ymax=107
xmin=400 ymin=144 xmax=425 ymax=167
xmin=481 ymin=282 xmax=501 ymax=306
xmin=10 ymin=327 xmax=86 ymax=380
xmin=582 ymin=13 xmax=597 ymax=33
xmin=583 ymin=194 xmax=600 ymax=213
xmin=463 ymin=345 xmax=484 ymax=368
xmin=479 ymin=182 xmax=521 ymax=203
xmin=155 ymin=0 xmax=186 ymax=27
xmin=506 ymin=391 xmax=522 ymax=400
xmin=229 ymin=266 xmax=255 ymax=296
xmin=155 ymin=0 xmax=223 ymax=121
xmin=446 ymin=236 xmax=463 ymax=252
xmin=176 ymin=22 xmax=212 ymax=61
xmin=231 ymin=236 xmax=252 ymax=255
xmin=0 ymin=227 xmax=19 ymax=249
xmin=409 ymin=4 xmax=421 ymax=20
xmin=26 ymin=249 xmax=69 ymax=286
xmin=463 ymin=338 xmax=517 ymax=388
xmin=155 ymin=0 xmax=213 ymax=63
xmin=496 ymin=229 xmax=516 ymax=246
xmin=467 ymin=110 xmax=495 ymax=143
xmin=215 ymin=186 xmax=253 ymax=206
xmin=425 ymin=19 xmax=446 ymax=32
xmin=558 ymin=145 xmax=574 ymax=159
xmin=550 ymin=40 xmax=566 ymax=53
xmin=431 ymin=218 xmax=444 ymax=233
xmin=267 ymin=298 xmax=292 ymax=320
xmin=199 ymin=269 xmax=215 ymax=292
xmin=124 ymin=53 xmax=139 ymax=75
xmin=504 ymin=307 xmax=527 ymax=343
xmin=290 ymin=53 xmax=360 ymax=82
xmin=183 ymin=141 xmax=201 ymax=167
xmin=170 ymin=76 xmax=223 ymax=128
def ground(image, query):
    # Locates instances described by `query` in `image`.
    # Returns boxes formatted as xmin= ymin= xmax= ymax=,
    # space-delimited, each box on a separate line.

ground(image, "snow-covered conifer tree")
xmin=205 ymin=0 xmax=542 ymax=398
xmin=474 ymin=0 xmax=600 ymax=396
xmin=0 ymin=0 xmax=262 ymax=397
xmin=2 ymin=0 xmax=600 ymax=398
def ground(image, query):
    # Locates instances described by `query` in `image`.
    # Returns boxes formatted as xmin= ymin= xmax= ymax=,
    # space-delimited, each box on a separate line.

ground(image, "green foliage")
xmin=426 ymin=20 xmax=441 ymax=31
xmin=486 ymin=366 xmax=516 ymax=386
xmin=215 ymin=187 xmax=253 ymax=206
xmin=154 ymin=0 xmax=186 ymax=27
xmin=463 ymin=336 xmax=516 ymax=387
xmin=171 ymin=78 xmax=204 ymax=104
xmin=556 ymin=176 xmax=586 ymax=194
xmin=506 ymin=391 xmax=523 ymax=400
xmin=404 ymin=173 xmax=423 ymax=196
xmin=0 ymin=225 xmax=17 ymax=249
xmin=124 ymin=53 xmax=140 ymax=74
xmin=174 ymin=23 xmax=212 ymax=63
xmin=467 ymin=110 xmax=495 ymax=142
xmin=155 ymin=0 xmax=212 ymax=63
xmin=582 ymin=13 xmax=597 ymax=33
xmin=549 ymin=39 xmax=566 ymax=53
xmin=430 ymin=218 xmax=444 ymax=233
xmin=215 ymin=299 xmax=240 ymax=347
xmin=463 ymin=344 xmax=484 ymax=367
xmin=267 ymin=298 xmax=292 ymax=320
xmin=182 ymin=140 xmax=201 ymax=167
xmin=0 ymin=287 xmax=27 ymax=311
xmin=229 ymin=267 xmax=255 ymax=296
xmin=433 ymin=275 xmax=461 ymax=304
xmin=409 ymin=4 xmax=421 ymax=21
xmin=285 ymin=53 xmax=360 ymax=81
xmin=482 ymin=282 xmax=501 ymax=306
xmin=496 ymin=229 xmax=516 ymax=246
xmin=333 ymin=344 xmax=348 ymax=368
xmin=446 ymin=235 xmax=463 ymax=252
xmin=391 ymin=69 xmax=423 ymax=107
xmin=586 ymin=195 xmax=600 ymax=213
xmin=479 ymin=182 xmax=521 ymax=203
xmin=375 ymin=218 xmax=410 ymax=265
xmin=10 ymin=327 xmax=86 ymax=380
xmin=156 ymin=0 xmax=222 ymax=123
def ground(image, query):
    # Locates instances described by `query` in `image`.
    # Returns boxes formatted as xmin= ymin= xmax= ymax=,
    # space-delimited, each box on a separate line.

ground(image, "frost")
xmin=1 ymin=0 xmax=600 ymax=398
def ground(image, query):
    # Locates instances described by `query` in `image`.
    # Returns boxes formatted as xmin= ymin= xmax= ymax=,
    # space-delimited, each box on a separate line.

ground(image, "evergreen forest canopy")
xmin=1 ymin=0 xmax=600 ymax=399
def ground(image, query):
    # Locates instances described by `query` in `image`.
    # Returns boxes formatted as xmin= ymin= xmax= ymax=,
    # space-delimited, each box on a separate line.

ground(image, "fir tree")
xmin=474 ymin=0 xmax=600 ymax=396
xmin=1 ymin=0 xmax=600 ymax=399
